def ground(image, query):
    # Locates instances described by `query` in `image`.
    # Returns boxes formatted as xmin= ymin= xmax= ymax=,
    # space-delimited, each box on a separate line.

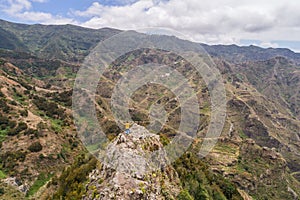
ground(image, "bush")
xmin=8 ymin=122 xmax=28 ymax=136
xmin=0 ymin=117 xmax=17 ymax=131
xmin=18 ymin=79 xmax=32 ymax=90
xmin=19 ymin=109 xmax=28 ymax=117
xmin=159 ymin=133 xmax=170 ymax=146
xmin=0 ymin=99 xmax=10 ymax=113
xmin=8 ymin=120 xmax=17 ymax=129
xmin=9 ymin=100 xmax=17 ymax=106
xmin=28 ymin=141 xmax=43 ymax=152
xmin=32 ymin=96 xmax=66 ymax=119
xmin=52 ymin=155 xmax=97 ymax=199
xmin=0 ymin=90 xmax=4 ymax=98
xmin=24 ymin=128 xmax=38 ymax=136
xmin=1 ymin=150 xmax=27 ymax=168
xmin=173 ymin=152 xmax=242 ymax=200
xmin=51 ymin=90 xmax=72 ymax=107
xmin=16 ymin=122 xmax=28 ymax=132
xmin=177 ymin=190 xmax=194 ymax=200
xmin=0 ymin=116 xmax=9 ymax=129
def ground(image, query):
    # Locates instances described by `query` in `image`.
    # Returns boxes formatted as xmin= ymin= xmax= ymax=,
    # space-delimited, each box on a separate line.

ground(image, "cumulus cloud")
xmin=74 ymin=2 xmax=105 ymax=17
xmin=2 ymin=0 xmax=75 ymax=24
xmin=16 ymin=11 xmax=75 ymax=24
xmin=3 ymin=0 xmax=32 ymax=14
xmin=73 ymin=0 xmax=300 ymax=46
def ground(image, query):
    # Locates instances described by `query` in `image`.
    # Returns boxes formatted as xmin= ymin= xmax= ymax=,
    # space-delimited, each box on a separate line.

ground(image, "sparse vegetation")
xmin=50 ymin=118 xmax=63 ymax=133
xmin=159 ymin=133 xmax=170 ymax=146
xmin=51 ymin=90 xmax=72 ymax=107
xmin=0 ymin=90 xmax=4 ymax=98
xmin=177 ymin=189 xmax=194 ymax=200
xmin=8 ymin=122 xmax=28 ymax=136
xmin=26 ymin=172 xmax=53 ymax=197
xmin=0 ymin=150 xmax=27 ymax=171
xmin=32 ymin=95 xmax=66 ymax=120
xmin=0 ymin=99 xmax=10 ymax=113
xmin=174 ymin=152 xmax=242 ymax=200
xmin=19 ymin=109 xmax=28 ymax=117
xmin=0 ymin=170 xmax=6 ymax=179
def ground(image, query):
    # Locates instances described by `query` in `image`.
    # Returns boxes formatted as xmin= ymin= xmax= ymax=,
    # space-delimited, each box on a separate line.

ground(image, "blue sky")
xmin=29 ymin=0 xmax=139 ymax=15
xmin=0 ymin=0 xmax=300 ymax=52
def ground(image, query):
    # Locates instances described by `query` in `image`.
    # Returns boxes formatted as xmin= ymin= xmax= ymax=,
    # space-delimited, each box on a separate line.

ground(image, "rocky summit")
xmin=84 ymin=124 xmax=181 ymax=200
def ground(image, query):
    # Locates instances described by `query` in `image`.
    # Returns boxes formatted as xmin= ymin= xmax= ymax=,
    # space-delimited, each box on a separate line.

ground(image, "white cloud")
xmin=3 ymin=0 xmax=32 ymax=14
xmin=74 ymin=2 xmax=105 ymax=17
xmin=2 ymin=0 xmax=75 ymax=24
xmin=16 ymin=11 xmax=75 ymax=24
xmin=32 ymin=0 xmax=47 ymax=2
xmin=74 ymin=0 xmax=300 ymax=46
xmin=257 ymin=41 xmax=279 ymax=49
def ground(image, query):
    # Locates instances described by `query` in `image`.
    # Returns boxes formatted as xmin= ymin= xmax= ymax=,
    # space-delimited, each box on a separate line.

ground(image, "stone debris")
xmin=2 ymin=177 xmax=29 ymax=193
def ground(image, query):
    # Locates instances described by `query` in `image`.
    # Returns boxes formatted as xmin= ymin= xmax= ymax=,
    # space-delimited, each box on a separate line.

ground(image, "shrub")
xmin=51 ymin=90 xmax=72 ymax=107
xmin=1 ymin=151 xmax=27 ymax=168
xmin=19 ymin=109 xmax=28 ymax=117
xmin=28 ymin=141 xmax=43 ymax=152
xmin=0 ymin=90 xmax=4 ymax=98
xmin=18 ymin=79 xmax=32 ymax=90
xmin=8 ymin=122 xmax=28 ymax=136
xmin=8 ymin=120 xmax=17 ymax=129
xmin=173 ymin=152 xmax=242 ymax=200
xmin=32 ymin=96 xmax=66 ymax=119
xmin=159 ymin=133 xmax=170 ymax=146
xmin=39 ymin=154 xmax=45 ymax=160
xmin=0 ymin=116 xmax=9 ymax=129
xmin=0 ymin=118 xmax=16 ymax=130
xmin=177 ymin=190 xmax=194 ymax=200
xmin=16 ymin=122 xmax=28 ymax=132
xmin=52 ymin=155 xmax=97 ymax=199
xmin=9 ymin=100 xmax=17 ymax=106
xmin=0 ymin=99 xmax=10 ymax=113
xmin=24 ymin=128 xmax=38 ymax=136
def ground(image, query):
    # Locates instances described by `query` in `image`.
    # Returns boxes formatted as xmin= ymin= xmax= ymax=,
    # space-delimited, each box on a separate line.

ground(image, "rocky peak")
xmin=84 ymin=124 xmax=181 ymax=200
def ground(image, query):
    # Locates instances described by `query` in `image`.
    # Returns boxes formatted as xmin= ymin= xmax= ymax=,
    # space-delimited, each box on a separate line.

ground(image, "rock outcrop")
xmin=84 ymin=124 xmax=181 ymax=200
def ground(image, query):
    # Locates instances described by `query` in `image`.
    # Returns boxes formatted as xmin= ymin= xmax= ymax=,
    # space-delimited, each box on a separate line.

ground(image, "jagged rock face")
xmin=84 ymin=124 xmax=181 ymax=200
xmin=101 ymin=124 xmax=169 ymax=177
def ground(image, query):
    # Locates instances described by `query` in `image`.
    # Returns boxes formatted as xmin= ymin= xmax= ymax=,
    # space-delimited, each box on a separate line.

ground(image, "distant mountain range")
xmin=1 ymin=19 xmax=300 ymax=64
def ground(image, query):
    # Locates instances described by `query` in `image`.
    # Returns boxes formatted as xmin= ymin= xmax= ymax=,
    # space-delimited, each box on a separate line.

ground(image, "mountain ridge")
xmin=0 ymin=19 xmax=300 ymax=64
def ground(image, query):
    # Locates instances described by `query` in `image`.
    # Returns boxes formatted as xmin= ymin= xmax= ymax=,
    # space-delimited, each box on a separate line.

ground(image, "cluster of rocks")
xmin=2 ymin=177 xmax=29 ymax=193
